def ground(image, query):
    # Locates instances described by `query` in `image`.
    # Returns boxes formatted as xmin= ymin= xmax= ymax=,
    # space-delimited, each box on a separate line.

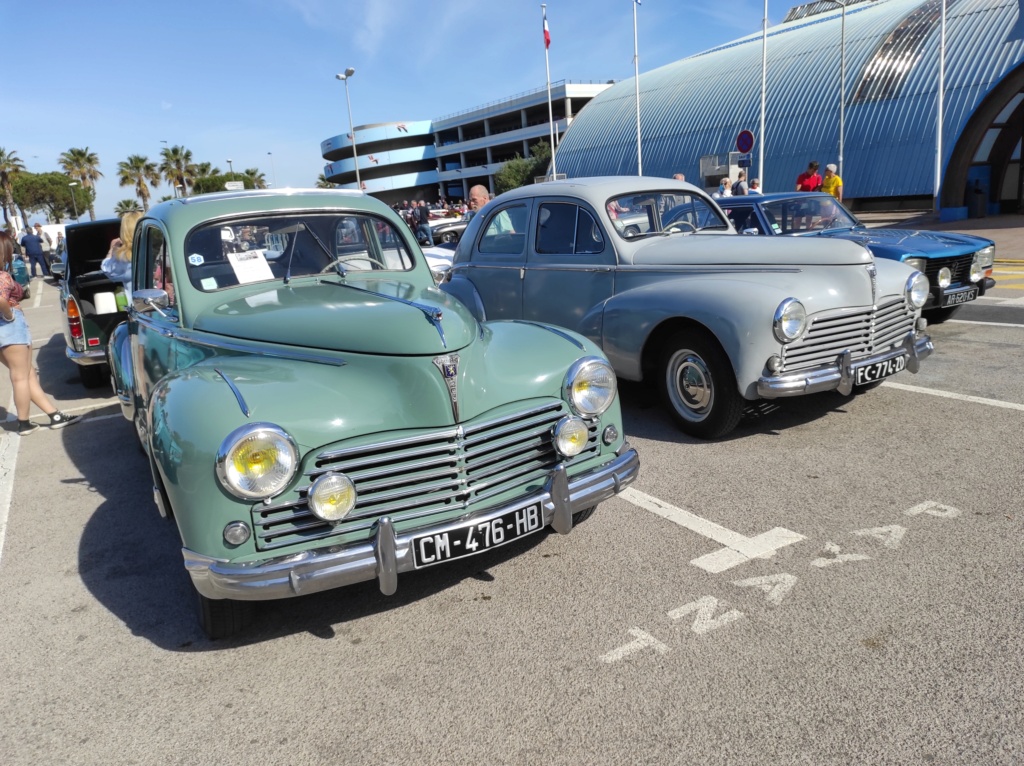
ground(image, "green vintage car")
xmin=108 ymin=189 xmax=639 ymax=639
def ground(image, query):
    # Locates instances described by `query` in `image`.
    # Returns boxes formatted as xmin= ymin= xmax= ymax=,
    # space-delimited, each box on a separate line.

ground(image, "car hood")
xmin=191 ymin=280 xmax=478 ymax=355
xmin=628 ymin=233 xmax=873 ymax=266
xmin=820 ymin=227 xmax=993 ymax=256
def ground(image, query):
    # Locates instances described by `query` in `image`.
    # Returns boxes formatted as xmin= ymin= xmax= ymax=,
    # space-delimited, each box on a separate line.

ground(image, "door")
xmin=463 ymin=202 xmax=531 ymax=320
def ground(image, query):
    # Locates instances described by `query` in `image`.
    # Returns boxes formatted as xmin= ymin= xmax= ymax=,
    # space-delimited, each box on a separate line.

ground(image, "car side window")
xmin=536 ymin=203 xmax=605 ymax=255
xmin=729 ymin=208 xmax=765 ymax=234
xmin=478 ymin=204 xmax=527 ymax=255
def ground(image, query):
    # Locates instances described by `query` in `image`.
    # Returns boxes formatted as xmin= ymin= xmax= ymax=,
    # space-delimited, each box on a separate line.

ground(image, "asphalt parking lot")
xmin=1 ymin=248 xmax=1022 ymax=765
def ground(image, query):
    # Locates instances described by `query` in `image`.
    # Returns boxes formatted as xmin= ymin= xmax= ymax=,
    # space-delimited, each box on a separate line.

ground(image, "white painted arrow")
xmin=732 ymin=573 xmax=798 ymax=606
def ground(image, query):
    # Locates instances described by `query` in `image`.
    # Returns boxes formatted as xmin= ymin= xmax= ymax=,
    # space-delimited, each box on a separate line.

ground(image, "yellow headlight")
xmin=217 ymin=423 xmax=299 ymax=501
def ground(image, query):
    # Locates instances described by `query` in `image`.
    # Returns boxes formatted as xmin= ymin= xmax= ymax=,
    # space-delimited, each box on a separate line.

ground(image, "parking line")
xmin=619 ymin=488 xmax=806 ymax=573
xmin=882 ymin=381 xmax=1024 ymax=411
xmin=949 ymin=319 xmax=1024 ymax=328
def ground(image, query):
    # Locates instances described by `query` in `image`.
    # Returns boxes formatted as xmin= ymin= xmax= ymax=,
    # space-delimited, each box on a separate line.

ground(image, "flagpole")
xmin=543 ymin=4 xmax=557 ymax=178
xmin=759 ymin=0 xmax=768 ymax=189
xmin=934 ymin=0 xmax=945 ymax=213
xmin=633 ymin=0 xmax=643 ymax=176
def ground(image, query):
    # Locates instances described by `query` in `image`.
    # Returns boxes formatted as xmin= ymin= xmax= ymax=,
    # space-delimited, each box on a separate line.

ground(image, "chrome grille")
xmin=782 ymin=298 xmax=915 ymax=372
xmin=251 ymin=401 xmax=598 ymax=551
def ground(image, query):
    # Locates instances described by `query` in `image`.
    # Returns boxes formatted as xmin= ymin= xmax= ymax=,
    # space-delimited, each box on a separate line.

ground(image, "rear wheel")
xmin=196 ymin=591 xmax=254 ymax=640
xmin=658 ymin=331 xmax=744 ymax=439
xmin=79 ymin=364 xmax=108 ymax=389
xmin=441 ymin=231 xmax=459 ymax=244
xmin=923 ymin=305 xmax=960 ymax=324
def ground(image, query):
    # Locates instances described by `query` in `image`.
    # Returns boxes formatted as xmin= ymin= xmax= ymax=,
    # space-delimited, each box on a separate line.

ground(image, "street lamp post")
xmin=268 ymin=152 xmax=277 ymax=188
xmin=335 ymin=68 xmax=361 ymax=189
xmin=823 ymin=0 xmax=848 ymax=180
xmin=68 ymin=182 xmax=79 ymax=220
xmin=226 ymin=158 xmax=234 ymax=177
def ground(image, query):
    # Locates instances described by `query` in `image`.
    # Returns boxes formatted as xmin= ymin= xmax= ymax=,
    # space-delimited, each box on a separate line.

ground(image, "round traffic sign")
xmin=736 ymin=130 xmax=755 ymax=154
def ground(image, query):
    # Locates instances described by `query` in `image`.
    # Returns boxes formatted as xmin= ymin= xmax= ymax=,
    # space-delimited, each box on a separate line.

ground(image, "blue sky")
xmin=2 ymin=0 xmax=778 ymax=220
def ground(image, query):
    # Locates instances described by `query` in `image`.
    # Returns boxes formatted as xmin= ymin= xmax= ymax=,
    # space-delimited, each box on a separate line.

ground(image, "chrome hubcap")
xmin=668 ymin=350 xmax=713 ymax=422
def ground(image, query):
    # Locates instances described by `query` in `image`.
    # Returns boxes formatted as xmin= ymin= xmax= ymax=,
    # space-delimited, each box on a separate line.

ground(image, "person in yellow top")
xmin=821 ymin=163 xmax=843 ymax=202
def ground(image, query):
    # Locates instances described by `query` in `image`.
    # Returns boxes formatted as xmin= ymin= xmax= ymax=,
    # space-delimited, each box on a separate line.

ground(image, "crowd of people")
xmin=391 ymin=185 xmax=494 ymax=244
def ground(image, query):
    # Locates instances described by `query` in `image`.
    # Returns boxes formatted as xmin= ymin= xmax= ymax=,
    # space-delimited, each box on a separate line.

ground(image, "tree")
xmin=114 ymin=198 xmax=143 ymax=216
xmin=59 ymin=147 xmax=103 ymax=221
xmin=191 ymin=174 xmax=255 ymax=195
xmin=0 ymin=147 xmax=27 ymax=226
xmin=117 ymin=155 xmax=161 ymax=211
xmin=494 ymin=141 xmax=553 ymax=194
xmin=242 ymin=168 xmax=267 ymax=189
xmin=11 ymin=172 xmax=83 ymax=223
xmin=315 ymin=173 xmax=334 ymax=188
xmin=159 ymin=145 xmax=196 ymax=197
xmin=193 ymin=162 xmax=221 ymax=179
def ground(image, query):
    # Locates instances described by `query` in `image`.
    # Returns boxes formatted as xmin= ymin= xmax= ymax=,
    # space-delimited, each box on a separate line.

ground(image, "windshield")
xmin=758 ymin=196 xmax=859 ymax=234
xmin=183 ymin=213 xmax=414 ymax=292
xmin=606 ymin=191 xmax=729 ymax=239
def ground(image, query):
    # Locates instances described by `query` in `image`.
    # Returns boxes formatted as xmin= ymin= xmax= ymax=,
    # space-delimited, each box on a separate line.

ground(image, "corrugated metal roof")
xmin=554 ymin=0 xmax=1024 ymax=198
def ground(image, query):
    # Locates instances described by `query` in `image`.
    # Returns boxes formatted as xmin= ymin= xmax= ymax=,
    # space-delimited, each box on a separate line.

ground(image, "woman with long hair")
xmin=0 ymin=230 xmax=80 ymax=434
xmin=101 ymin=211 xmax=141 ymax=301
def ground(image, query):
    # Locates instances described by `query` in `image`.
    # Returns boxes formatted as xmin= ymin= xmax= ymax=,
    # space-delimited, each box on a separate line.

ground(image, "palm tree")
xmin=316 ymin=173 xmax=335 ymax=189
xmin=114 ymin=198 xmax=143 ymax=216
xmin=159 ymin=145 xmax=196 ymax=197
xmin=117 ymin=154 xmax=161 ymax=211
xmin=243 ymin=168 xmax=267 ymax=189
xmin=0 ymin=147 xmax=26 ymax=227
xmin=59 ymin=147 xmax=103 ymax=221
xmin=193 ymin=162 xmax=221 ymax=179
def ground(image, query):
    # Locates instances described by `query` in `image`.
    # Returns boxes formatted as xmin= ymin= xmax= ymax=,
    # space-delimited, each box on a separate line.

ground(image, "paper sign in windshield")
xmin=227 ymin=249 xmax=274 ymax=283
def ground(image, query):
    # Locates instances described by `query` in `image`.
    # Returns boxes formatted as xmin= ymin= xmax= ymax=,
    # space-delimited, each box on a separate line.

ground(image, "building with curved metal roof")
xmin=553 ymin=0 xmax=1024 ymax=219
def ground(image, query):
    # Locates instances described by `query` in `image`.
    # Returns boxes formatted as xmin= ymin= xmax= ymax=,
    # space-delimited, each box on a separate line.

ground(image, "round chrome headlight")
xmin=907 ymin=272 xmax=929 ymax=308
xmin=773 ymin=298 xmax=807 ymax=343
xmin=969 ymin=261 xmax=983 ymax=283
xmin=553 ymin=416 xmax=590 ymax=457
xmin=216 ymin=423 xmax=299 ymax=501
xmin=308 ymin=472 xmax=357 ymax=522
xmin=937 ymin=267 xmax=952 ymax=288
xmin=564 ymin=357 xmax=617 ymax=417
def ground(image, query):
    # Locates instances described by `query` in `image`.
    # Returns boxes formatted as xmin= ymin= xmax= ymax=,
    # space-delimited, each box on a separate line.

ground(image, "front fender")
xmin=602 ymin=276 xmax=793 ymax=391
xmin=107 ymin=321 xmax=135 ymax=422
xmin=440 ymin=273 xmax=487 ymax=322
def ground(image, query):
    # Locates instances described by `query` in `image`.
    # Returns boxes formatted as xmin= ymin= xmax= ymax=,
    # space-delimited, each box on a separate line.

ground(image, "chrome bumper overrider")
xmin=757 ymin=331 xmax=933 ymax=398
xmin=184 ymin=445 xmax=640 ymax=601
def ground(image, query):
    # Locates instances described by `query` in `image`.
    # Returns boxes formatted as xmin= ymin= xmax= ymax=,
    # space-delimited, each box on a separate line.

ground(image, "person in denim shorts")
xmin=0 ymin=231 xmax=81 ymax=435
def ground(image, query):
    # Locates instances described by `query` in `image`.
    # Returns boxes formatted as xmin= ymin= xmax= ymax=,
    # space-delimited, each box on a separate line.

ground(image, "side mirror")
xmin=741 ymin=228 xmax=760 ymax=236
xmin=132 ymin=288 xmax=171 ymax=316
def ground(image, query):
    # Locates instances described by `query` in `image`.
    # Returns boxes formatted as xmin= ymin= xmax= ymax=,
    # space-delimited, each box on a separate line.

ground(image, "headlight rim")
xmin=773 ymin=297 xmax=807 ymax=344
xmin=563 ymin=356 xmax=617 ymax=418
xmin=906 ymin=271 xmax=930 ymax=309
xmin=215 ymin=422 xmax=300 ymax=501
xmin=553 ymin=415 xmax=590 ymax=458
xmin=308 ymin=471 xmax=358 ymax=522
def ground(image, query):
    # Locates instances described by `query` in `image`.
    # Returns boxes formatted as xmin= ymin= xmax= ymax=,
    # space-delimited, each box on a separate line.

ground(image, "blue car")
xmin=716 ymin=192 xmax=996 ymax=322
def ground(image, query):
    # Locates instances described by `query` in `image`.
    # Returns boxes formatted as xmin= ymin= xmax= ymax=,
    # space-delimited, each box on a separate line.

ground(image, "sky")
xmin=1 ymin=0 xmax=781 ymax=221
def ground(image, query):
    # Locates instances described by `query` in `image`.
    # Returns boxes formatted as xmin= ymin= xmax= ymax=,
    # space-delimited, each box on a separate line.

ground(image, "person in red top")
xmin=796 ymin=161 xmax=822 ymax=192
xmin=795 ymin=161 xmax=822 ymax=229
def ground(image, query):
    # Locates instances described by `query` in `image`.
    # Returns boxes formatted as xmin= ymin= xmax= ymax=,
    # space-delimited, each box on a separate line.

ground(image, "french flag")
xmin=543 ymin=10 xmax=550 ymax=49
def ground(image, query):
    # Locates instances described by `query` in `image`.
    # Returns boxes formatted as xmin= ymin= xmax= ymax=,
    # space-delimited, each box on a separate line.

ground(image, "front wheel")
xmin=923 ymin=305 xmax=960 ymax=324
xmin=658 ymin=331 xmax=744 ymax=439
xmin=196 ymin=591 xmax=254 ymax=640
xmin=441 ymin=231 xmax=459 ymax=244
xmin=572 ymin=506 xmax=597 ymax=525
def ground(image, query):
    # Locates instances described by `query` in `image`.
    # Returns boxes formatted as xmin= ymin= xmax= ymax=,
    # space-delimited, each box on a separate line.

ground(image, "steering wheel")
xmin=664 ymin=220 xmax=697 ymax=234
xmin=319 ymin=255 xmax=384 ymax=273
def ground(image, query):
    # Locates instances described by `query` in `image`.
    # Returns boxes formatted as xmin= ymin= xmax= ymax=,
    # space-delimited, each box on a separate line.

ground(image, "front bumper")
xmin=184 ymin=445 xmax=640 ymax=601
xmin=757 ymin=330 xmax=933 ymax=398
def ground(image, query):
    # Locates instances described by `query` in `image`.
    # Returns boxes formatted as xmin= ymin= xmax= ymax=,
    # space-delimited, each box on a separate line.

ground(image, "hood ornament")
xmin=432 ymin=354 xmax=461 ymax=420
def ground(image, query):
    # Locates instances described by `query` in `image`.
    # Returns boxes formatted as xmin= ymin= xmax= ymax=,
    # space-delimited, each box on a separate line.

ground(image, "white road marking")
xmin=851 ymin=525 xmax=906 ymax=549
xmin=905 ymin=501 xmax=962 ymax=518
xmin=731 ymin=573 xmax=798 ymax=606
xmin=620 ymin=488 xmax=806 ymax=573
xmin=667 ymin=596 xmax=744 ymax=634
xmin=949 ymin=318 xmax=1024 ymax=328
xmin=598 ymin=628 xmax=669 ymax=663
xmin=0 ymin=434 xmax=17 ymax=566
xmin=809 ymin=542 xmax=871 ymax=568
xmin=882 ymin=381 xmax=1024 ymax=412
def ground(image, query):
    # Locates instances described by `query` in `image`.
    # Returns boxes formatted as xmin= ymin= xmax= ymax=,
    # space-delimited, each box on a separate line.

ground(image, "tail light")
xmin=67 ymin=298 xmax=85 ymax=350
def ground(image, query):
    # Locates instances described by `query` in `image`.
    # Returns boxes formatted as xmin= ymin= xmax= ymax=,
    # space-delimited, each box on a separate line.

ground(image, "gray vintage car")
xmin=442 ymin=177 xmax=934 ymax=439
